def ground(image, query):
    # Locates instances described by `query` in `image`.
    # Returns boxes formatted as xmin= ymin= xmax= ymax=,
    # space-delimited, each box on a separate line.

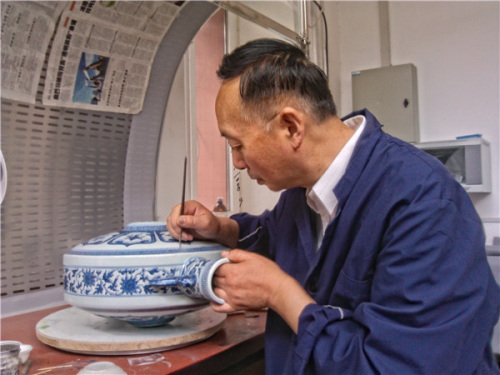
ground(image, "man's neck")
xmin=301 ymin=117 xmax=355 ymax=189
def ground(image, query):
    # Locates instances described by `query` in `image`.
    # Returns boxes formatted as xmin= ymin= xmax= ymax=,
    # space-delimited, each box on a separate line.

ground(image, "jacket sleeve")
xmin=230 ymin=191 xmax=290 ymax=258
xmin=293 ymin=197 xmax=500 ymax=374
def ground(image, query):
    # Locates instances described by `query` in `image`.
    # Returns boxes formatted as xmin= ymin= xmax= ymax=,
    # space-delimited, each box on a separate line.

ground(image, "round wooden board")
xmin=36 ymin=307 xmax=226 ymax=355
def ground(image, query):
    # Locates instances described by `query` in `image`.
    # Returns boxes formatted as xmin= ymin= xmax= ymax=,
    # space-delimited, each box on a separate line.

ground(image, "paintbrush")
xmin=179 ymin=156 xmax=187 ymax=250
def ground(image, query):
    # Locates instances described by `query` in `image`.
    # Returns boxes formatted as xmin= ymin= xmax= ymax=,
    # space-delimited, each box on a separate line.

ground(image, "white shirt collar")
xmin=306 ymin=115 xmax=366 ymax=237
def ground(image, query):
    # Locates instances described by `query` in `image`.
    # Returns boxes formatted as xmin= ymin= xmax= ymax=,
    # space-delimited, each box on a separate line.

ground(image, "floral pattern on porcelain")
xmin=80 ymin=229 xmax=175 ymax=250
xmin=69 ymin=223 xmax=222 ymax=256
xmin=64 ymin=265 xmax=187 ymax=297
xmin=86 ymin=230 xmax=177 ymax=247
xmin=108 ymin=232 xmax=155 ymax=247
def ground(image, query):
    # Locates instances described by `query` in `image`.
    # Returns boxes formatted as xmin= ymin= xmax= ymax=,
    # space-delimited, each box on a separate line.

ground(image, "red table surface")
xmin=1 ymin=305 xmax=266 ymax=374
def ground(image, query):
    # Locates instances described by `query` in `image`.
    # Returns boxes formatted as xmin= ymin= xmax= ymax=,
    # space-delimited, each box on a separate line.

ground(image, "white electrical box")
xmin=415 ymin=137 xmax=491 ymax=193
xmin=352 ymin=63 xmax=420 ymax=143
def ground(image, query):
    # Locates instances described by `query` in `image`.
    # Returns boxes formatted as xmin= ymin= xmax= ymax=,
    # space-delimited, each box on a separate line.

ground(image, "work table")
xmin=1 ymin=305 xmax=266 ymax=374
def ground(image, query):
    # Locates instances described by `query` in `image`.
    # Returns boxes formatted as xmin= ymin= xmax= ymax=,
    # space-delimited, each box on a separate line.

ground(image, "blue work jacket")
xmin=231 ymin=109 xmax=500 ymax=374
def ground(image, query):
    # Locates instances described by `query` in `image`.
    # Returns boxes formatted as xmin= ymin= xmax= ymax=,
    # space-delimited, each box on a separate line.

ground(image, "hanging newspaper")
xmin=1 ymin=1 xmax=67 ymax=104
xmin=42 ymin=1 xmax=182 ymax=114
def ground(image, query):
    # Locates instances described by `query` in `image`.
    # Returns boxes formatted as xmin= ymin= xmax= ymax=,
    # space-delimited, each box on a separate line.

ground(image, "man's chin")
xmin=252 ymin=176 xmax=281 ymax=191
xmin=260 ymin=181 xmax=283 ymax=192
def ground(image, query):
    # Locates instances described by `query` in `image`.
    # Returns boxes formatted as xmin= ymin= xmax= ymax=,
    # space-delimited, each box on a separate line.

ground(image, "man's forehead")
xmin=217 ymin=78 xmax=240 ymax=102
xmin=216 ymin=79 xmax=246 ymax=130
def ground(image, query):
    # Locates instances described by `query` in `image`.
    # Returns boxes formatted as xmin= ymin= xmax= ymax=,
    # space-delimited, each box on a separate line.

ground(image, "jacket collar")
xmin=334 ymin=109 xmax=383 ymax=207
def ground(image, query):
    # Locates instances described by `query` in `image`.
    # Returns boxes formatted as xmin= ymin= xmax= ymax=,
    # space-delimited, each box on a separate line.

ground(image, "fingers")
xmin=176 ymin=213 xmax=199 ymax=229
xmin=210 ymin=301 xmax=238 ymax=314
xmin=212 ymin=250 xmax=286 ymax=312
xmin=211 ymin=258 xmax=252 ymax=311
xmin=208 ymin=283 xmax=236 ymax=313
xmin=166 ymin=203 xmax=184 ymax=239
xmin=166 ymin=200 xmax=209 ymax=240
xmin=221 ymin=249 xmax=253 ymax=263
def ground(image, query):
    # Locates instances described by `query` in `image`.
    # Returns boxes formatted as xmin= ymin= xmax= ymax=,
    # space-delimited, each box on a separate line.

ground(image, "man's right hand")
xmin=166 ymin=200 xmax=239 ymax=248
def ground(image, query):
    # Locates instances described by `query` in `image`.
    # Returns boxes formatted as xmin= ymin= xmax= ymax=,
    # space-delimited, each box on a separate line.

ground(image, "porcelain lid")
xmin=68 ymin=222 xmax=227 ymax=256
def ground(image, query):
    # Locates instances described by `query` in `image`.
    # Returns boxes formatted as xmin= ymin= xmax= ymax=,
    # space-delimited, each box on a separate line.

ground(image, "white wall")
xmin=155 ymin=47 xmax=196 ymax=222
xmin=324 ymin=1 xmax=499 ymax=243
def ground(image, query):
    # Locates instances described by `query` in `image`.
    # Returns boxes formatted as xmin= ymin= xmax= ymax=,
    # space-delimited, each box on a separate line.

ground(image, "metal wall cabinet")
xmin=352 ymin=63 xmax=420 ymax=143
xmin=415 ymin=137 xmax=491 ymax=193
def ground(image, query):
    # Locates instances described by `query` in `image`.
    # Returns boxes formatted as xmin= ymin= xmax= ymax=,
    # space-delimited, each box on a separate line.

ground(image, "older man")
xmin=167 ymin=38 xmax=500 ymax=374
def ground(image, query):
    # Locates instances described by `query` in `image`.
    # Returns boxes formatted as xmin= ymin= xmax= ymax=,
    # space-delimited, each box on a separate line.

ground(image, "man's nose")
xmin=232 ymin=151 xmax=247 ymax=170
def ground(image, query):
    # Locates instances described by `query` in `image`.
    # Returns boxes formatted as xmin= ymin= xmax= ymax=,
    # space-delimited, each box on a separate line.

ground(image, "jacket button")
xmin=309 ymin=281 xmax=319 ymax=293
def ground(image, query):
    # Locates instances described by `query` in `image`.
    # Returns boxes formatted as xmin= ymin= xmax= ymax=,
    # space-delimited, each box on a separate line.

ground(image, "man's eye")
xmin=230 ymin=145 xmax=242 ymax=151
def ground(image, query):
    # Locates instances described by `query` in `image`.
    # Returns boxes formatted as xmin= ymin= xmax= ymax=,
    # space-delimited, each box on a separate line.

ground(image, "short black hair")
xmin=217 ymin=38 xmax=336 ymax=122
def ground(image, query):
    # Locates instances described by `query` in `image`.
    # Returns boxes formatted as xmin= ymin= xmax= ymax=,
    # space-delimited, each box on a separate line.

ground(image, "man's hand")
xmin=166 ymin=200 xmax=239 ymax=248
xmin=212 ymin=250 xmax=315 ymax=333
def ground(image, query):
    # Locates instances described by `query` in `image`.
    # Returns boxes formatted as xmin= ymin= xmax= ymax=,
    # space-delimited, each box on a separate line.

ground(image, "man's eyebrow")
xmin=219 ymin=131 xmax=234 ymax=140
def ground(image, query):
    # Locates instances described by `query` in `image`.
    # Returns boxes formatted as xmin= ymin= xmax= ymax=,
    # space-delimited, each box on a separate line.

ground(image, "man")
xmin=167 ymin=38 xmax=500 ymax=374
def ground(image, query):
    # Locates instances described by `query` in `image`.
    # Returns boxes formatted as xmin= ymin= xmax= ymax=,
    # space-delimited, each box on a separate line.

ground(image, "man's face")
xmin=215 ymin=79 xmax=297 ymax=192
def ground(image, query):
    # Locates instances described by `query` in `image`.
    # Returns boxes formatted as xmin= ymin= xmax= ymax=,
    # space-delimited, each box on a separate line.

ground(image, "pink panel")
xmin=195 ymin=10 xmax=227 ymax=211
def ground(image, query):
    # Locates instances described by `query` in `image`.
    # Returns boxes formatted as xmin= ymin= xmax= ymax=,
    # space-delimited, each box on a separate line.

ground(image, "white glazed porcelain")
xmin=0 ymin=341 xmax=32 ymax=364
xmin=63 ymin=222 xmax=229 ymax=327
xmin=77 ymin=361 xmax=127 ymax=375
xmin=0 ymin=149 xmax=7 ymax=204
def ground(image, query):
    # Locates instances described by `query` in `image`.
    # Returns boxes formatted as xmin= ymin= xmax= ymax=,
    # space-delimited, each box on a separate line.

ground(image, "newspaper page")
xmin=72 ymin=0 xmax=182 ymax=40
xmin=1 ymin=1 xmax=67 ymax=104
xmin=42 ymin=1 xmax=183 ymax=114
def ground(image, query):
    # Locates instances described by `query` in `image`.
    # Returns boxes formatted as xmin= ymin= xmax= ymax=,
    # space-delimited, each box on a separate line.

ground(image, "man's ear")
xmin=278 ymin=107 xmax=305 ymax=150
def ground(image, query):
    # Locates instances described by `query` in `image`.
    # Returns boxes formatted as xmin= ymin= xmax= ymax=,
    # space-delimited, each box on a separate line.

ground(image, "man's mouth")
xmin=248 ymin=172 xmax=264 ymax=185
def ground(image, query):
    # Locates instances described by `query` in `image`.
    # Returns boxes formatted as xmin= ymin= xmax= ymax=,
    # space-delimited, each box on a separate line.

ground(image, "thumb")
xmin=177 ymin=214 xmax=201 ymax=229
xmin=221 ymin=249 xmax=251 ymax=263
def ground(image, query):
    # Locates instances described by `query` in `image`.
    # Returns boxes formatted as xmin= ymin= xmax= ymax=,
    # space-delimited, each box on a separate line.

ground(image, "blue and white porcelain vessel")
xmin=63 ymin=222 xmax=229 ymax=327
